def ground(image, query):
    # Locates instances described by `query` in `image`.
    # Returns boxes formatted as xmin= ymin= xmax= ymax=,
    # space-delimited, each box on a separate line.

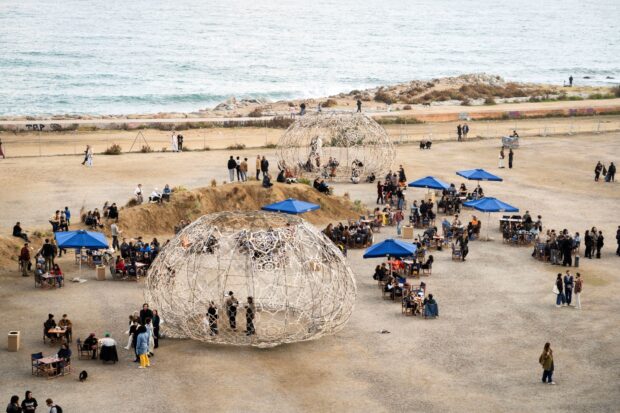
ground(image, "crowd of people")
xmin=532 ymin=227 xmax=606 ymax=265
xmin=322 ymin=221 xmax=374 ymax=250
xmin=6 ymin=393 xmax=62 ymax=413
xmin=134 ymin=183 xmax=173 ymax=205
xmin=204 ymin=292 xmax=256 ymax=337
xmin=553 ymin=271 xmax=583 ymax=309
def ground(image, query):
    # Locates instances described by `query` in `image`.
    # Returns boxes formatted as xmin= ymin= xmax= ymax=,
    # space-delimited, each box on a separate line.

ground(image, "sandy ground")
xmin=1 ymin=115 xmax=620 ymax=158
xmin=0 ymin=133 xmax=619 ymax=412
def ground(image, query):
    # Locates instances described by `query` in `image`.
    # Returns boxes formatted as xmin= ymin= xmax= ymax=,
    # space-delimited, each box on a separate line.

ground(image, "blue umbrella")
xmin=462 ymin=197 xmax=518 ymax=240
xmin=55 ymin=230 xmax=109 ymax=275
xmin=463 ymin=197 xmax=518 ymax=213
xmin=456 ymin=168 xmax=503 ymax=182
xmin=55 ymin=230 xmax=109 ymax=249
xmin=363 ymin=239 xmax=417 ymax=258
xmin=262 ymin=198 xmax=320 ymax=214
xmin=408 ymin=176 xmax=450 ymax=190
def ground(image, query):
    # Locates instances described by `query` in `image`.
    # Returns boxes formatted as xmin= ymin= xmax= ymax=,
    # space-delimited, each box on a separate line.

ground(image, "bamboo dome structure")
xmin=145 ymin=211 xmax=356 ymax=348
xmin=276 ymin=112 xmax=394 ymax=182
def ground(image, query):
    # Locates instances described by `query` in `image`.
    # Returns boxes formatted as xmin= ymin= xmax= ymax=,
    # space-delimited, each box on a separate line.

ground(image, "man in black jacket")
xmin=227 ymin=156 xmax=237 ymax=182
xmin=260 ymin=156 xmax=269 ymax=178
xmin=616 ymin=226 xmax=620 ymax=256
xmin=41 ymin=239 xmax=55 ymax=271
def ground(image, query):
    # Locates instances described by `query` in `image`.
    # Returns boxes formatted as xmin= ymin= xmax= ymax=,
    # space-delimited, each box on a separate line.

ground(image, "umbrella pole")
xmin=487 ymin=212 xmax=490 ymax=241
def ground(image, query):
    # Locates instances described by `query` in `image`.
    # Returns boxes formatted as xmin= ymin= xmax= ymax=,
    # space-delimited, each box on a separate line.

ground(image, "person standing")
xmin=41 ymin=239 xmax=55 ymax=271
xmin=563 ymin=271 xmax=574 ymax=306
xmin=6 ymin=395 xmax=20 ymax=413
xmin=245 ymin=296 xmax=256 ymax=336
xmin=0 ymin=138 xmax=5 ymax=159
xmin=177 ymin=134 xmax=183 ymax=152
xmin=539 ymin=343 xmax=555 ymax=384
xmin=607 ymin=162 xmax=616 ymax=182
xmin=255 ymin=155 xmax=261 ymax=180
xmin=376 ymin=181 xmax=384 ymax=204
xmin=207 ymin=302 xmax=218 ymax=335
xmin=569 ymin=75 xmax=573 ymax=87
xmin=171 ymin=131 xmax=178 ymax=152
xmin=594 ymin=161 xmax=603 ymax=181
xmin=152 ymin=309 xmax=161 ymax=348
xmin=225 ymin=291 xmax=239 ymax=331
xmin=456 ymin=124 xmax=462 ymax=141
xmin=235 ymin=156 xmax=241 ymax=181
xmin=356 ymin=99 xmax=362 ymax=113
xmin=300 ymin=102 xmax=306 ymax=116
xmin=508 ymin=149 xmax=514 ymax=169
xmin=498 ymin=148 xmax=505 ymax=168
xmin=596 ymin=230 xmax=604 ymax=258
xmin=574 ymin=273 xmax=583 ymax=309
xmin=45 ymin=399 xmax=61 ymax=413
xmin=240 ymin=158 xmax=248 ymax=182
xmin=136 ymin=326 xmax=150 ymax=368
xmin=555 ymin=273 xmax=565 ymax=307
xmin=21 ymin=391 xmax=37 ymax=413
xmin=81 ymin=145 xmax=90 ymax=165
xmin=111 ymin=223 xmax=121 ymax=251
xmin=584 ymin=230 xmax=593 ymax=259
xmin=616 ymin=226 xmax=620 ymax=256
xmin=83 ymin=145 xmax=93 ymax=167
xmin=462 ymin=123 xmax=469 ymax=139
xmin=227 ymin=155 xmax=236 ymax=182
xmin=260 ymin=156 xmax=269 ymax=178
xmin=139 ymin=303 xmax=153 ymax=325
xmin=19 ymin=242 xmax=31 ymax=276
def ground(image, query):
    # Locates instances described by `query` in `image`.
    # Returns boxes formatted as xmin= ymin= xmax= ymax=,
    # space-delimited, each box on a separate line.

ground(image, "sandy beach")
xmin=0 ymin=129 xmax=618 ymax=412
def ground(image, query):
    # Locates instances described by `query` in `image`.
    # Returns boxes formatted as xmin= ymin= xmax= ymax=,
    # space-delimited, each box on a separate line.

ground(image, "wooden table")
xmin=38 ymin=273 xmax=57 ymax=289
xmin=47 ymin=327 xmax=67 ymax=344
xmin=37 ymin=356 xmax=63 ymax=378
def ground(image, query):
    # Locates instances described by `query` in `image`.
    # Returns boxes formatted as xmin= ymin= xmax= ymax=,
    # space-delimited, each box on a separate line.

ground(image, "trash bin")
xmin=8 ymin=331 xmax=20 ymax=352
xmin=402 ymin=226 xmax=414 ymax=239
xmin=96 ymin=265 xmax=106 ymax=281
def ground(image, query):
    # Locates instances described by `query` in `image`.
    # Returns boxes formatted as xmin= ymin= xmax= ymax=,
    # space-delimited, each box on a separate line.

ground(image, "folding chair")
xmin=31 ymin=352 xmax=44 ymax=376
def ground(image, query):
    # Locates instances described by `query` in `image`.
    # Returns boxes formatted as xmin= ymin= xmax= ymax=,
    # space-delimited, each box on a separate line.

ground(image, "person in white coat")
xmin=171 ymin=131 xmax=178 ymax=152
xmin=498 ymin=147 xmax=505 ymax=169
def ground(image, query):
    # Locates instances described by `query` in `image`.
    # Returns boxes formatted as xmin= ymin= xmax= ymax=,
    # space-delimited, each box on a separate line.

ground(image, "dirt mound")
xmin=116 ymin=182 xmax=364 ymax=237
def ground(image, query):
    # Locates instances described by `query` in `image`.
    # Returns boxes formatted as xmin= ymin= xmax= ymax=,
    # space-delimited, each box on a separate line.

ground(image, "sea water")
xmin=0 ymin=0 xmax=618 ymax=116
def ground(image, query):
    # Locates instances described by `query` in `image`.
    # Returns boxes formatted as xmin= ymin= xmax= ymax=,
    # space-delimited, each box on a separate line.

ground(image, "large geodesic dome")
xmin=145 ymin=211 xmax=356 ymax=348
xmin=277 ymin=112 xmax=394 ymax=182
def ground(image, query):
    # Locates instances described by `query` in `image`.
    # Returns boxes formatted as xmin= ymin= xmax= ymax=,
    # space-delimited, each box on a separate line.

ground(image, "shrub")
xmin=161 ymin=147 xmax=167 ymax=152
xmin=140 ymin=145 xmax=153 ymax=153
xmin=181 ymin=145 xmax=191 ymax=152
xmin=103 ymin=144 xmax=122 ymax=155
xmin=403 ymin=105 xmax=412 ymax=110
xmin=125 ymin=198 xmax=139 ymax=207
xmin=248 ymin=108 xmax=263 ymax=118
xmin=297 ymin=178 xmax=311 ymax=186
xmin=484 ymin=97 xmax=497 ymax=105
xmin=374 ymin=89 xmax=394 ymax=105
xmin=263 ymin=143 xmax=277 ymax=149
xmin=210 ymin=179 xmax=217 ymax=187
xmin=612 ymin=86 xmax=620 ymax=97
xmin=588 ymin=93 xmax=615 ymax=100
xmin=322 ymin=99 xmax=338 ymax=108
xmin=343 ymin=192 xmax=350 ymax=200
xmin=461 ymin=99 xmax=472 ymax=106
xmin=226 ymin=143 xmax=246 ymax=150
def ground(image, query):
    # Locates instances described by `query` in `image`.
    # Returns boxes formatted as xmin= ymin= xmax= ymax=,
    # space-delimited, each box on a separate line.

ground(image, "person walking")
xmin=594 ymin=161 xmax=603 ymax=181
xmin=539 ymin=343 xmax=555 ymax=384
xmin=456 ymin=124 xmax=462 ymax=141
xmin=554 ymin=273 xmax=565 ymax=307
xmin=227 ymin=155 xmax=236 ymax=182
xmin=498 ymin=148 xmax=505 ymax=168
xmin=462 ymin=123 xmax=469 ymax=139
xmin=45 ymin=399 xmax=61 ymax=413
xmin=356 ymin=99 xmax=362 ymax=113
xmin=508 ymin=148 xmax=514 ymax=169
xmin=136 ymin=325 xmax=150 ymax=368
xmin=207 ymin=301 xmax=218 ymax=335
xmin=574 ymin=273 xmax=583 ymax=309
xmin=225 ymin=291 xmax=239 ymax=331
xmin=616 ymin=226 xmax=620 ymax=256
xmin=81 ymin=145 xmax=90 ymax=165
xmin=255 ymin=155 xmax=261 ymax=180
xmin=19 ymin=242 xmax=31 ymax=276
xmin=595 ymin=230 xmax=604 ymax=258
xmin=245 ymin=296 xmax=256 ymax=336
xmin=0 ymin=138 xmax=5 ymax=159
xmin=563 ymin=271 xmax=574 ymax=306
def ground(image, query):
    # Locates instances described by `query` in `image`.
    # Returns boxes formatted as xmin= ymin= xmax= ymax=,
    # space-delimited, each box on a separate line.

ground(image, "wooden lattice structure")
xmin=145 ymin=211 xmax=357 ymax=348
xmin=277 ymin=113 xmax=394 ymax=182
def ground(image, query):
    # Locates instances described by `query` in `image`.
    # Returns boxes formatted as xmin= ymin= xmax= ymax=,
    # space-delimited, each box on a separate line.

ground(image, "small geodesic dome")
xmin=277 ymin=112 xmax=394 ymax=182
xmin=145 ymin=211 xmax=356 ymax=348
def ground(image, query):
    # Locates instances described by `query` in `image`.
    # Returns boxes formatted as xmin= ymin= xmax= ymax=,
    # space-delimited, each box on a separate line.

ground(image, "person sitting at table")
xmin=162 ymin=184 xmax=172 ymax=202
xmin=458 ymin=183 xmax=467 ymax=196
xmin=99 ymin=333 xmax=119 ymax=363
xmin=44 ymin=314 xmax=57 ymax=340
xmin=83 ymin=333 xmax=99 ymax=359
xmin=452 ymin=214 xmax=462 ymax=227
xmin=384 ymin=276 xmax=395 ymax=297
xmin=58 ymin=314 xmax=73 ymax=343
xmin=473 ymin=184 xmax=484 ymax=199
xmin=115 ymin=256 xmax=127 ymax=275
xmin=423 ymin=294 xmax=439 ymax=318
xmin=421 ymin=255 xmax=434 ymax=271
xmin=390 ymin=258 xmax=404 ymax=273
xmin=372 ymin=265 xmax=383 ymax=281
xmin=34 ymin=263 xmax=44 ymax=286
xmin=51 ymin=264 xmax=63 ymax=288
xmin=424 ymin=226 xmax=437 ymax=240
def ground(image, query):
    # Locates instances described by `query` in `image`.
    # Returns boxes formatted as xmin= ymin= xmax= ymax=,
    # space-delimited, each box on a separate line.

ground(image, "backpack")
xmin=55 ymin=406 xmax=63 ymax=413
